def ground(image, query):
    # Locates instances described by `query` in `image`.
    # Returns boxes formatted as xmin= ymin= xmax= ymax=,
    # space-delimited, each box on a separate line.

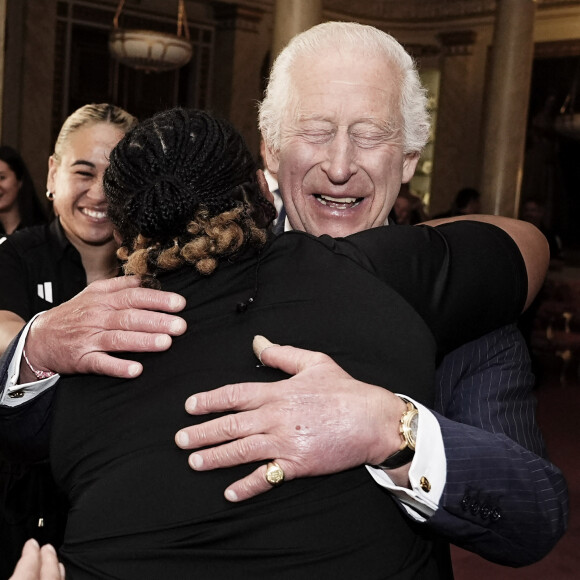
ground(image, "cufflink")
xmin=420 ymin=476 xmax=431 ymax=492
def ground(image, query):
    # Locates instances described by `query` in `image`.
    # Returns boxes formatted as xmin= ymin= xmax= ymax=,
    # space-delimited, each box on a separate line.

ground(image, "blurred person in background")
xmin=434 ymin=186 xmax=481 ymax=218
xmin=392 ymin=184 xmax=428 ymax=225
xmin=0 ymin=146 xmax=48 ymax=241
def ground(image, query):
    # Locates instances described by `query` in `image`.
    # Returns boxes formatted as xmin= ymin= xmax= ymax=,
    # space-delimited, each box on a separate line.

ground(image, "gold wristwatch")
xmin=374 ymin=397 xmax=418 ymax=470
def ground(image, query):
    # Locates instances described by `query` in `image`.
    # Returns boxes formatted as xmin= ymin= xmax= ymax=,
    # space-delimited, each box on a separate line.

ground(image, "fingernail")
xmin=253 ymin=335 xmax=277 ymax=363
xmin=189 ymin=453 xmax=203 ymax=469
xmin=25 ymin=538 xmax=40 ymax=550
xmin=42 ymin=544 xmax=56 ymax=555
xmin=225 ymin=489 xmax=238 ymax=502
xmin=185 ymin=396 xmax=197 ymax=412
xmin=169 ymin=318 xmax=186 ymax=334
xmin=169 ymin=295 xmax=185 ymax=309
xmin=176 ymin=430 xmax=189 ymax=447
xmin=154 ymin=335 xmax=171 ymax=349
xmin=127 ymin=363 xmax=141 ymax=377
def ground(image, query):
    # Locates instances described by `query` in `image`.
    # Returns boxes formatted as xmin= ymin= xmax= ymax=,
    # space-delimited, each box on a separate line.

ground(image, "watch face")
xmin=409 ymin=413 xmax=418 ymax=448
xmin=402 ymin=409 xmax=418 ymax=450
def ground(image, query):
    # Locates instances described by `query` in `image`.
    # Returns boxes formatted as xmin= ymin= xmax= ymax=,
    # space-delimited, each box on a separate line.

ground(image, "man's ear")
xmin=256 ymin=169 xmax=275 ymax=207
xmin=401 ymin=152 xmax=420 ymax=183
xmin=262 ymin=139 xmax=280 ymax=174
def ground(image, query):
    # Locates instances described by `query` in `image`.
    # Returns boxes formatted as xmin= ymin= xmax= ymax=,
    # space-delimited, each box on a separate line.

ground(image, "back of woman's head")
xmin=53 ymin=103 xmax=137 ymax=163
xmin=104 ymin=108 xmax=275 ymax=284
xmin=0 ymin=145 xmax=48 ymax=227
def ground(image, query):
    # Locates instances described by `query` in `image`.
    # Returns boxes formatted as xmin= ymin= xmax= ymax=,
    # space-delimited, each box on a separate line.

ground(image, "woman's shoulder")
xmin=0 ymin=220 xmax=59 ymax=258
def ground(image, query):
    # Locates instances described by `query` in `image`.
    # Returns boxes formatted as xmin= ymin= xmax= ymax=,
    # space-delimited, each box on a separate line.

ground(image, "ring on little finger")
xmin=265 ymin=461 xmax=285 ymax=486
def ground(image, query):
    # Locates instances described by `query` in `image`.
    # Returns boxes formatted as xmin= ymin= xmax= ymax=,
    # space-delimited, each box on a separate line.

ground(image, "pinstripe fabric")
xmin=430 ymin=323 xmax=569 ymax=565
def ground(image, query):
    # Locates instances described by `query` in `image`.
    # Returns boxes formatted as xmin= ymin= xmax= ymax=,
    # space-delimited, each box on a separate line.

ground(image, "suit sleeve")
xmin=0 ymin=330 xmax=55 ymax=462
xmin=427 ymin=324 xmax=569 ymax=566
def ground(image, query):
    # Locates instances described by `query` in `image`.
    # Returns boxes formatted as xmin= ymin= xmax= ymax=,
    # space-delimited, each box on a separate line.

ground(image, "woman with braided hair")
xmin=104 ymin=107 xmax=275 ymax=287
xmin=47 ymin=107 xmax=546 ymax=578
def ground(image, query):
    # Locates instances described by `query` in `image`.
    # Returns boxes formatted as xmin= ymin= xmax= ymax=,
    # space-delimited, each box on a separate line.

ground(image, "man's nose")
xmin=321 ymin=131 xmax=357 ymax=184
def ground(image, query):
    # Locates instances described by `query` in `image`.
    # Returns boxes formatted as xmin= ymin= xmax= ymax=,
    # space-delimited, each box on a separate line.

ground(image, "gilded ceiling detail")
xmin=234 ymin=0 xmax=580 ymax=22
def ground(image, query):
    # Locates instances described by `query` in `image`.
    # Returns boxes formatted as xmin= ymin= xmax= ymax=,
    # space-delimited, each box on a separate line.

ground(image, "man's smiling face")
xmin=265 ymin=50 xmax=419 ymax=238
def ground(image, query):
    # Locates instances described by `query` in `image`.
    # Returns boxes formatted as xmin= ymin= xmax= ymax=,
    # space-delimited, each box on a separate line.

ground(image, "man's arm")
xmin=427 ymin=324 xmax=568 ymax=565
xmin=176 ymin=332 xmax=567 ymax=566
xmin=0 ymin=276 xmax=187 ymax=459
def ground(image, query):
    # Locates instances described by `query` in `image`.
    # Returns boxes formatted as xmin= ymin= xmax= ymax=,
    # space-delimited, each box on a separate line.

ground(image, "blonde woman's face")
xmin=47 ymin=122 xmax=125 ymax=248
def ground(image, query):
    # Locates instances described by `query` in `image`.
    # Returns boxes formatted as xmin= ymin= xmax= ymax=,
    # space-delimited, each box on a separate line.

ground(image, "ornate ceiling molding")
xmin=323 ymin=0 xmax=497 ymax=22
xmin=222 ymin=0 xmax=580 ymax=24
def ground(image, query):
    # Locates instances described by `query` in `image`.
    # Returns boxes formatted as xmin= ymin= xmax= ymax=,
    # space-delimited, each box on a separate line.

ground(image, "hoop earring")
xmin=46 ymin=191 xmax=54 ymax=201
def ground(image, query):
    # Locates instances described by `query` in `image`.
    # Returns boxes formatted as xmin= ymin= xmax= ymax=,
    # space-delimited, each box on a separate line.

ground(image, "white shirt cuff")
xmin=1 ymin=313 xmax=60 ymax=407
xmin=366 ymin=396 xmax=446 ymax=521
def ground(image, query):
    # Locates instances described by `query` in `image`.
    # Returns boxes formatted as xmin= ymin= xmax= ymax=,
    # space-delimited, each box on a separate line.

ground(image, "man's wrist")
xmin=373 ymin=397 xmax=418 ymax=470
xmin=22 ymin=348 xmax=56 ymax=380
xmin=17 ymin=314 xmax=52 ymax=383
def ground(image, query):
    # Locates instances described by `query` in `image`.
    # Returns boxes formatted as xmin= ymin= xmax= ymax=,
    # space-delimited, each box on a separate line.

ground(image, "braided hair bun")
xmin=104 ymin=108 xmax=276 ymax=283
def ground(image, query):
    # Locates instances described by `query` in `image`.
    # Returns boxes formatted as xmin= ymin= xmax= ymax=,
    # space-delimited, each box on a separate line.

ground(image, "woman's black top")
xmin=0 ymin=219 xmax=87 ymax=319
xmin=51 ymin=223 xmax=526 ymax=579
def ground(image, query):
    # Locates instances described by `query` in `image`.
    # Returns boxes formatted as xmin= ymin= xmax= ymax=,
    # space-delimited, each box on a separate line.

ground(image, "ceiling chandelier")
xmin=109 ymin=0 xmax=193 ymax=73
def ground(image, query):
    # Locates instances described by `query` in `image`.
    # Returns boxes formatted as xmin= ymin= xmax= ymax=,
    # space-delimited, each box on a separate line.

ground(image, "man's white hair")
xmin=258 ymin=21 xmax=430 ymax=156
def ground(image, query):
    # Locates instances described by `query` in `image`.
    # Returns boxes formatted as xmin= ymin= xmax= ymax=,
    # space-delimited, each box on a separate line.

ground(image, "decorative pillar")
xmin=479 ymin=0 xmax=537 ymax=217
xmin=429 ymin=31 xmax=478 ymax=217
xmin=19 ymin=0 xmax=57 ymax=197
xmin=271 ymin=0 xmax=322 ymax=61
xmin=212 ymin=4 xmax=265 ymax=154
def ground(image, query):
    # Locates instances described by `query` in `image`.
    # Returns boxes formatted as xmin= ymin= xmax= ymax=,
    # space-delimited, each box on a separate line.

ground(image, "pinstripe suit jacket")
xmin=0 ymin=321 xmax=568 ymax=567
xmin=430 ymin=323 xmax=568 ymax=565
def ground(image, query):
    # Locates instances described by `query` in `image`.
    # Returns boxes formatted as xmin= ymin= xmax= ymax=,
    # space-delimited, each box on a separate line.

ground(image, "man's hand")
xmin=175 ymin=336 xmax=407 ymax=502
xmin=9 ymin=540 xmax=65 ymax=580
xmin=23 ymin=276 xmax=187 ymax=380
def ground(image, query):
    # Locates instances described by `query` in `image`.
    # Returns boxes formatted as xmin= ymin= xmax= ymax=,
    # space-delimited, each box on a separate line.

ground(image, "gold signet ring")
xmin=265 ymin=461 xmax=285 ymax=486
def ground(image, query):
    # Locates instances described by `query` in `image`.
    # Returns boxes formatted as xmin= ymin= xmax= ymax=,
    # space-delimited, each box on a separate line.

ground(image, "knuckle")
xmin=188 ymin=425 xmax=209 ymax=446
xmin=115 ymin=310 xmax=135 ymax=331
xmin=242 ymin=434 xmax=268 ymax=455
xmin=244 ymin=472 xmax=271 ymax=496
xmin=107 ymin=331 xmax=126 ymax=350
xmin=222 ymin=384 xmax=240 ymax=406
xmin=119 ymin=287 xmax=146 ymax=309
xmin=219 ymin=414 xmax=242 ymax=439
xmin=231 ymin=435 xmax=264 ymax=461
xmin=312 ymin=351 xmax=331 ymax=364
